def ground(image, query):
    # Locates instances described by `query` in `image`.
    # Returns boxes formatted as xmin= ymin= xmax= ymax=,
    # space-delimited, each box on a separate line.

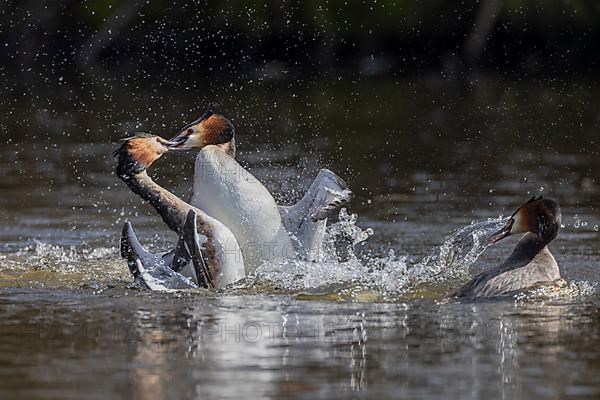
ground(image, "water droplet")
xmin=594 ymin=225 xmax=599 ymax=232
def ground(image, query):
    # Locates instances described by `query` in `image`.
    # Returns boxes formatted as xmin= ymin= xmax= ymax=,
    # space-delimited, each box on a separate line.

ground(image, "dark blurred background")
xmin=0 ymin=0 xmax=599 ymax=224
xmin=2 ymin=0 xmax=600 ymax=141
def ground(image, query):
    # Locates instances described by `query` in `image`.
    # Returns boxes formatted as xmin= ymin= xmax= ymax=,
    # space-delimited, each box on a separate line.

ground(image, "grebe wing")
xmin=120 ymin=221 xmax=198 ymax=291
xmin=163 ymin=229 xmax=194 ymax=273
xmin=182 ymin=209 xmax=215 ymax=288
xmin=279 ymin=169 xmax=353 ymax=230
xmin=279 ymin=169 xmax=353 ymax=261
xmin=309 ymin=185 xmax=354 ymax=222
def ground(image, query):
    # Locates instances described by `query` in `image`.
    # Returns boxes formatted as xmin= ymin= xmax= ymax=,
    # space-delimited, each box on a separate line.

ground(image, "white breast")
xmin=208 ymin=220 xmax=247 ymax=286
xmin=189 ymin=146 xmax=294 ymax=272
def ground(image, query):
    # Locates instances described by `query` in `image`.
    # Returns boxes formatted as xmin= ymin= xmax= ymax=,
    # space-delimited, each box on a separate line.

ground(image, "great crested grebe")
xmin=454 ymin=196 xmax=563 ymax=299
xmin=167 ymin=109 xmax=353 ymax=271
xmin=114 ymin=133 xmax=245 ymax=289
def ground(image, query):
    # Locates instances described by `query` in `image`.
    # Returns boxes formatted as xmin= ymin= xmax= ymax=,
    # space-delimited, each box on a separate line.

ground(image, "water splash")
xmin=407 ymin=217 xmax=508 ymax=284
xmin=254 ymin=210 xmax=507 ymax=295
xmin=2 ymin=212 xmax=596 ymax=301
xmin=13 ymin=240 xmax=118 ymax=269
xmin=322 ymin=208 xmax=373 ymax=262
xmin=0 ymin=241 xmax=125 ymax=289
xmin=513 ymin=279 xmax=598 ymax=302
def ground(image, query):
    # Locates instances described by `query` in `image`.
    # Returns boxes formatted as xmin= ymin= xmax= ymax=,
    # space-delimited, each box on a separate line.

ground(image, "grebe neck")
xmin=119 ymin=170 xmax=191 ymax=234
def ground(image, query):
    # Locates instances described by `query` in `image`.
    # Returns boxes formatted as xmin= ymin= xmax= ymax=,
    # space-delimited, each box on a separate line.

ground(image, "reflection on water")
xmin=0 ymin=79 xmax=599 ymax=398
xmin=1 ymin=291 xmax=599 ymax=399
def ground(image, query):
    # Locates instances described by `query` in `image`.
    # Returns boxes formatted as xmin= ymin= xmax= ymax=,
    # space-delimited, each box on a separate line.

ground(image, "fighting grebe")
xmin=454 ymin=196 xmax=562 ymax=298
xmin=114 ymin=134 xmax=245 ymax=288
xmin=167 ymin=110 xmax=353 ymax=271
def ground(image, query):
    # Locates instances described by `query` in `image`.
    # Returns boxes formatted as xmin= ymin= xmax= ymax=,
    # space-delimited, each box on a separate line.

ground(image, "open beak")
xmin=157 ymin=137 xmax=180 ymax=149
xmin=165 ymin=131 xmax=192 ymax=150
xmin=488 ymin=219 xmax=514 ymax=244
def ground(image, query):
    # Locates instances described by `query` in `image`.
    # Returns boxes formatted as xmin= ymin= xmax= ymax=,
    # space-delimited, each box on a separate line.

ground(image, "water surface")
xmin=0 ymin=79 xmax=599 ymax=399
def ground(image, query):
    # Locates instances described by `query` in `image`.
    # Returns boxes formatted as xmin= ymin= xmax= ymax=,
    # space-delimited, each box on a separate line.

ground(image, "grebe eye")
xmin=187 ymin=128 xmax=194 ymax=134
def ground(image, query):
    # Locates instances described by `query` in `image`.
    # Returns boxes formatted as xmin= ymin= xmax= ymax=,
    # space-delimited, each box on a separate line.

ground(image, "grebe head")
xmin=113 ymin=133 xmax=171 ymax=175
xmin=167 ymin=108 xmax=235 ymax=151
xmin=489 ymin=196 xmax=561 ymax=245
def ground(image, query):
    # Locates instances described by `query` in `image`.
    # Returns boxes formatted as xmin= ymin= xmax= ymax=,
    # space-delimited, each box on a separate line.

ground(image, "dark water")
xmin=0 ymin=79 xmax=599 ymax=399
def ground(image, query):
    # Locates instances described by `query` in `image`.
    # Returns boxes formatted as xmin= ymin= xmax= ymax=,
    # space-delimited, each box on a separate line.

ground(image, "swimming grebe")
xmin=454 ymin=196 xmax=562 ymax=299
xmin=114 ymin=134 xmax=245 ymax=288
xmin=167 ymin=110 xmax=353 ymax=271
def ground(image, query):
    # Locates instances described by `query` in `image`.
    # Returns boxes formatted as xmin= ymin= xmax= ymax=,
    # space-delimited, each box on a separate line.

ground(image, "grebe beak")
xmin=157 ymin=137 xmax=181 ymax=148
xmin=488 ymin=219 xmax=514 ymax=244
xmin=165 ymin=135 xmax=188 ymax=150
xmin=164 ymin=133 xmax=192 ymax=150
